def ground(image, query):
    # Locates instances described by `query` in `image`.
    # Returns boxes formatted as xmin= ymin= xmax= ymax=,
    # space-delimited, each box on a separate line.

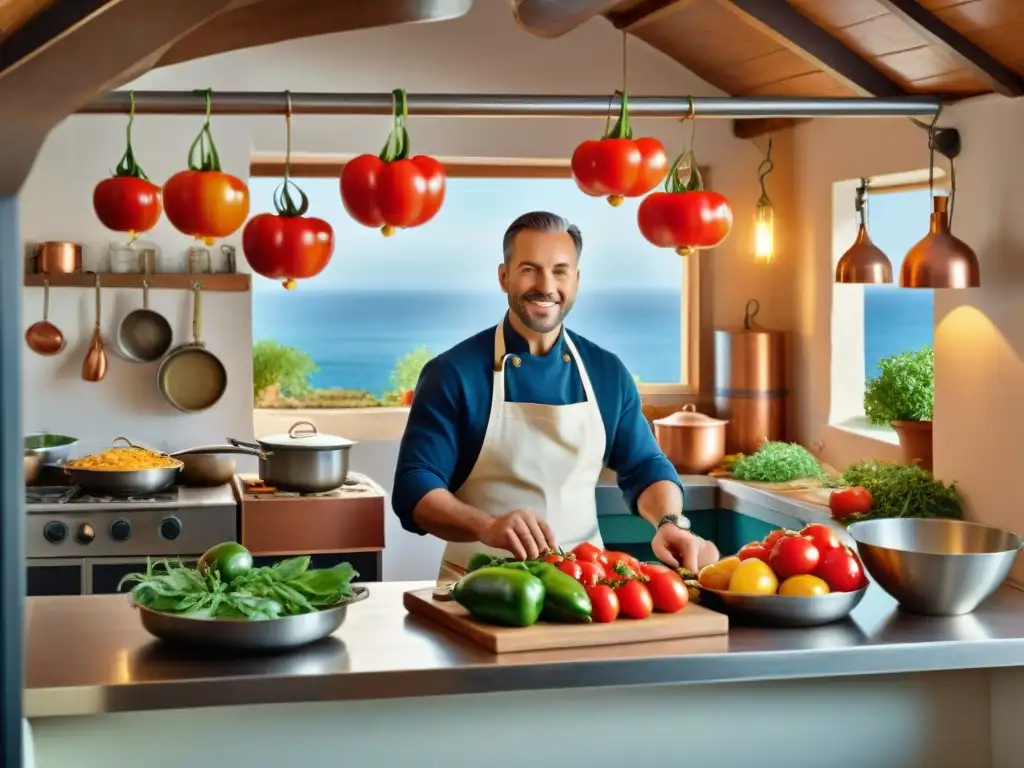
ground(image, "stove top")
xmin=26 ymin=486 xmax=180 ymax=506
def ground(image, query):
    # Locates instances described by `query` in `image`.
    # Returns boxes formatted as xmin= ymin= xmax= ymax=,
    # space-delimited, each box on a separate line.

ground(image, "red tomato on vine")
xmin=163 ymin=88 xmax=250 ymax=245
xmin=340 ymin=88 xmax=446 ymax=236
xmin=93 ymin=92 xmax=163 ymax=240
xmin=637 ymin=148 xmax=733 ymax=257
xmin=243 ymin=179 xmax=335 ymax=290
xmin=571 ymin=91 xmax=668 ymax=207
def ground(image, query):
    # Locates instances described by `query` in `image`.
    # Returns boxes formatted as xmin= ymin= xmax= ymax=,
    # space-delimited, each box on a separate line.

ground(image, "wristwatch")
xmin=657 ymin=513 xmax=692 ymax=531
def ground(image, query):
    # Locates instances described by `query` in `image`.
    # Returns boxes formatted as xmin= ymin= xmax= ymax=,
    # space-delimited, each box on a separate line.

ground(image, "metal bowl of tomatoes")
xmin=699 ymin=584 xmax=868 ymax=628
xmin=696 ymin=523 xmax=871 ymax=627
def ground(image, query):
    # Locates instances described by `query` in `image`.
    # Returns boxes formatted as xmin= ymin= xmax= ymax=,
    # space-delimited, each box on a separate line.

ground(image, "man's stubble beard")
xmin=508 ymin=292 xmax=574 ymax=334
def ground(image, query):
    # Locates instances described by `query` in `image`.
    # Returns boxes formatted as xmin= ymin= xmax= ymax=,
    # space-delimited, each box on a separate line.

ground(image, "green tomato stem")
xmin=186 ymin=88 xmax=223 ymax=172
xmin=378 ymin=88 xmax=410 ymax=162
xmin=604 ymin=90 xmax=633 ymax=140
xmin=112 ymin=91 xmax=150 ymax=180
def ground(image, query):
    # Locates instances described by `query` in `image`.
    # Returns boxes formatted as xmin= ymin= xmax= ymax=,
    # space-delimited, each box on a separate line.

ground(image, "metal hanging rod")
xmin=77 ymin=91 xmax=943 ymax=119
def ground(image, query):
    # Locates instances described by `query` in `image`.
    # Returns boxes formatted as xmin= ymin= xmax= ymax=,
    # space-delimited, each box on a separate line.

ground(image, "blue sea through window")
xmin=250 ymin=174 xmax=684 ymax=403
xmin=862 ymin=188 xmax=935 ymax=380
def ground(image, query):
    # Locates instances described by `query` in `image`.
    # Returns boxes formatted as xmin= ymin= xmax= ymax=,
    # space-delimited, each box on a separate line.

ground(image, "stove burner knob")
xmin=159 ymin=516 xmax=182 ymax=541
xmin=75 ymin=524 xmax=95 ymax=545
xmin=43 ymin=521 xmax=67 ymax=544
xmin=109 ymin=518 xmax=132 ymax=542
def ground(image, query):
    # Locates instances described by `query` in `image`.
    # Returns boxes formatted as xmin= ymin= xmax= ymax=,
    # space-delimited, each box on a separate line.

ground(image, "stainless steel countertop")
xmin=24 ymin=578 xmax=1024 ymax=719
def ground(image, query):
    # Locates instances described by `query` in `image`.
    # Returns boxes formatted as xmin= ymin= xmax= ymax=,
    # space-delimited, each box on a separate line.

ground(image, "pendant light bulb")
xmin=835 ymin=178 xmax=893 ymax=284
xmin=754 ymin=200 xmax=775 ymax=264
xmin=753 ymin=136 xmax=775 ymax=265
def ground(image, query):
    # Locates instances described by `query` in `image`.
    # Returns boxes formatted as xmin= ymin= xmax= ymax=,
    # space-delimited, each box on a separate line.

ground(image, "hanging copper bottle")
xmin=835 ymin=178 xmax=892 ymax=284
xmin=900 ymin=194 xmax=980 ymax=289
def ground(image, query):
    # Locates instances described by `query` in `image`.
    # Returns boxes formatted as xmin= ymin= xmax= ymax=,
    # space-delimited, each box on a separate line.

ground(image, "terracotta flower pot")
xmin=891 ymin=420 xmax=933 ymax=471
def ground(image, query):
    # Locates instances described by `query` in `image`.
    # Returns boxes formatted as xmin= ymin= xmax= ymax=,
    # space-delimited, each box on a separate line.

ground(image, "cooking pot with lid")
xmin=652 ymin=404 xmax=728 ymax=475
xmin=228 ymin=421 xmax=356 ymax=494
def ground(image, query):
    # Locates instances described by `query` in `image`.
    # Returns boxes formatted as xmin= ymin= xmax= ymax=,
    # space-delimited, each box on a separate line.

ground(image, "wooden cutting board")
xmin=403 ymin=588 xmax=729 ymax=653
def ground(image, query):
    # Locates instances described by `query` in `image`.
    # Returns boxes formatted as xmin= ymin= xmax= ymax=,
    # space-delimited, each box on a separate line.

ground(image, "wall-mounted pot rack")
xmin=23 ymin=273 xmax=250 ymax=292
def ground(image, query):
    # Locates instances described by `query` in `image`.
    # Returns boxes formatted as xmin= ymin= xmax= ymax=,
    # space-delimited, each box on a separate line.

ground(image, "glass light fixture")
xmin=753 ymin=136 xmax=775 ymax=264
xmin=899 ymin=129 xmax=979 ymax=289
xmin=835 ymin=178 xmax=893 ymax=284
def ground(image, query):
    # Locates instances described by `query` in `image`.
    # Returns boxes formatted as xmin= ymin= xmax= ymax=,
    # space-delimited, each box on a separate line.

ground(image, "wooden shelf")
xmin=23 ymin=273 xmax=251 ymax=292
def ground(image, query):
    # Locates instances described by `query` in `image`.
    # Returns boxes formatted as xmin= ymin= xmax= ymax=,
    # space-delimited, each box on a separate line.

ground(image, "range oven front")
xmin=26 ymin=554 xmax=205 ymax=596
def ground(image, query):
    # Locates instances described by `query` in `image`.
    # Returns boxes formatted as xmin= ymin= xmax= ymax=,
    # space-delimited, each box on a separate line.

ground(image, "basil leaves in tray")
xmin=118 ymin=542 xmax=358 ymax=620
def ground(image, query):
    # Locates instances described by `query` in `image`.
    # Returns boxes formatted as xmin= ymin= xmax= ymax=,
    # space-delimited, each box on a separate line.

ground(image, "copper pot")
xmin=35 ymin=242 xmax=83 ymax=274
xmin=653 ymin=404 xmax=728 ymax=475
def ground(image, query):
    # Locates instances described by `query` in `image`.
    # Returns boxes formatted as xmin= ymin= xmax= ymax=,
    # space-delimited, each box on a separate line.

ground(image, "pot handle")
xmin=173 ymin=444 xmax=271 ymax=459
xmin=227 ymin=437 xmax=262 ymax=451
xmin=288 ymin=420 xmax=320 ymax=439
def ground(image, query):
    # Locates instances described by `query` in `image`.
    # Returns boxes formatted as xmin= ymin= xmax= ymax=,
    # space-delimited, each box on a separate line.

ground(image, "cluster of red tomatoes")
xmin=544 ymin=542 xmax=689 ymax=623
xmin=92 ymin=92 xmax=336 ymax=291
xmin=570 ymin=91 xmax=734 ymax=257
xmin=737 ymin=523 xmax=868 ymax=594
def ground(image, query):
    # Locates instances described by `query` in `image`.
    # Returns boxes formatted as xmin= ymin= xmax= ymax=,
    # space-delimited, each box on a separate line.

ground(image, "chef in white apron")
xmin=391 ymin=211 xmax=719 ymax=585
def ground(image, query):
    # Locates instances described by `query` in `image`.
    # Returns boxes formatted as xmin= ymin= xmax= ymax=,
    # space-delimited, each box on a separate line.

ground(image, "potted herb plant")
xmin=863 ymin=346 xmax=934 ymax=470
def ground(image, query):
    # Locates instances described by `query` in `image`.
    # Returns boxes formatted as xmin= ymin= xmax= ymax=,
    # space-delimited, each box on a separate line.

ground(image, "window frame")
xmin=827 ymin=168 xmax=943 ymax=445
xmin=249 ymin=154 xmax=706 ymax=400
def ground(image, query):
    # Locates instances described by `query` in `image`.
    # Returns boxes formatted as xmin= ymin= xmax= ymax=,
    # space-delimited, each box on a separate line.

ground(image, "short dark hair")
xmin=502 ymin=211 xmax=583 ymax=265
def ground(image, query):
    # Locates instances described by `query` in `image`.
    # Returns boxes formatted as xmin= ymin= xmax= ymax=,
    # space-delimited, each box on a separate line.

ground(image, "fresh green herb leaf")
xmin=118 ymin=556 xmax=358 ymax=619
xmin=863 ymin=346 xmax=934 ymax=425
xmin=832 ymin=460 xmax=961 ymax=521
xmin=732 ymin=441 xmax=826 ymax=484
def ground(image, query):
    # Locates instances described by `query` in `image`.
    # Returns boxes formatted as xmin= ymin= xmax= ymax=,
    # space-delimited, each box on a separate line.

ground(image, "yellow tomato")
xmin=716 ymin=556 xmax=742 ymax=577
xmin=728 ymin=558 xmax=779 ymax=595
xmin=778 ymin=575 xmax=830 ymax=597
xmin=698 ymin=556 xmax=742 ymax=591
xmin=698 ymin=564 xmax=730 ymax=591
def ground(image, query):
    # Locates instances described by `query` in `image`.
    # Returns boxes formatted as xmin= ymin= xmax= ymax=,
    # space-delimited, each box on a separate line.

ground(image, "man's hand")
xmin=652 ymin=525 xmax=719 ymax=573
xmin=476 ymin=509 xmax=556 ymax=560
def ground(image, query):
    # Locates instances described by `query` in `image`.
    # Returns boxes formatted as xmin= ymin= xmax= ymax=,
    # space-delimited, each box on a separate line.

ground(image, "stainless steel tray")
xmin=699 ymin=585 xmax=867 ymax=628
xmin=132 ymin=586 xmax=370 ymax=651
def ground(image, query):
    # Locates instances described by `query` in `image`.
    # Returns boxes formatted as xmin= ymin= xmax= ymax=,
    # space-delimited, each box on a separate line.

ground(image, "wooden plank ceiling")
xmin=606 ymin=0 xmax=1024 ymax=99
xmin=4 ymin=0 xmax=1022 ymax=101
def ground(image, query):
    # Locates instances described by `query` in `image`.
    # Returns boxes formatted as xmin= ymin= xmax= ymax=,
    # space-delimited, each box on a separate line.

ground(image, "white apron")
xmin=436 ymin=322 xmax=606 ymax=585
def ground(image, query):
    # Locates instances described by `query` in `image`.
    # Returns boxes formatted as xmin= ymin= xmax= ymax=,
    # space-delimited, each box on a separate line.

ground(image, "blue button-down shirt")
xmin=392 ymin=314 xmax=682 ymax=534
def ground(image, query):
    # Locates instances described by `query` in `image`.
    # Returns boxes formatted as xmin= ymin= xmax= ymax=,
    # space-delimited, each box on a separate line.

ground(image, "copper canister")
xmin=35 ymin=242 xmax=83 ymax=274
xmin=713 ymin=301 xmax=787 ymax=455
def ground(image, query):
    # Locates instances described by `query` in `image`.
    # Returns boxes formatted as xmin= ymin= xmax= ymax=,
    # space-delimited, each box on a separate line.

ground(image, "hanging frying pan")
xmin=157 ymin=281 xmax=227 ymax=413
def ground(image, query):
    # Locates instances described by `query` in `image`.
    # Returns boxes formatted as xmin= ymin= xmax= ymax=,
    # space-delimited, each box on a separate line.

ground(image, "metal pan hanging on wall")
xmin=157 ymin=281 xmax=227 ymax=413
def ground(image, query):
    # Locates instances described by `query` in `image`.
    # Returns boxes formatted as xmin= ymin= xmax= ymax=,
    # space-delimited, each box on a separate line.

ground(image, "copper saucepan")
xmin=652 ymin=404 xmax=729 ymax=475
xmin=35 ymin=242 xmax=83 ymax=274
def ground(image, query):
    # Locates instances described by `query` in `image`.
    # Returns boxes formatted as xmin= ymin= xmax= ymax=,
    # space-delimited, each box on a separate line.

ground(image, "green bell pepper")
xmin=452 ymin=566 xmax=545 ymax=627
xmin=524 ymin=561 xmax=593 ymax=623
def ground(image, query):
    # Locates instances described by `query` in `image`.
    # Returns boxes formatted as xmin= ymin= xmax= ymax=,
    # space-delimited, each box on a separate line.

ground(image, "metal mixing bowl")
xmin=848 ymin=518 xmax=1023 ymax=616
xmin=24 ymin=432 xmax=78 ymax=465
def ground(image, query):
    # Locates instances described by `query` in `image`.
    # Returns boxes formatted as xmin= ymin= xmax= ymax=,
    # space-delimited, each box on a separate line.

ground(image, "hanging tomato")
xmin=637 ymin=146 xmax=733 ymax=257
xmin=571 ymin=91 xmax=668 ymax=207
xmin=93 ymin=92 xmax=162 ymax=240
xmin=243 ymin=183 xmax=333 ymax=290
xmin=164 ymin=88 xmax=250 ymax=245
xmin=340 ymin=88 xmax=445 ymax=237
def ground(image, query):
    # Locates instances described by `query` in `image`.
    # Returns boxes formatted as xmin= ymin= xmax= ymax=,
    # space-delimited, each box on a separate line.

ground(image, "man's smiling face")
xmin=499 ymin=228 xmax=580 ymax=334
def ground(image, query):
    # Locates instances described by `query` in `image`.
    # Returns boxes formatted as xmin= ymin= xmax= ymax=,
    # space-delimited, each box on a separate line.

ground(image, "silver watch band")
xmin=657 ymin=513 xmax=692 ymax=531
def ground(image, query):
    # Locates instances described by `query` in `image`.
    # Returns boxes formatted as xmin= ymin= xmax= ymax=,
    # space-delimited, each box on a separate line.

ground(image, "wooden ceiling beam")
xmin=715 ymin=0 xmax=906 ymax=98
xmin=0 ymin=0 xmax=237 ymax=194
xmin=732 ymin=117 xmax=809 ymax=140
xmin=873 ymin=0 xmax=1024 ymax=97
xmin=0 ymin=0 xmax=118 ymax=72
xmin=606 ymin=0 xmax=697 ymax=31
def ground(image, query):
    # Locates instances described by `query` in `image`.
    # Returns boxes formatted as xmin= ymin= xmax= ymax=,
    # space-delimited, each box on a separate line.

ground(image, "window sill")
xmin=253 ymin=407 xmax=411 ymax=442
xmin=829 ymin=416 xmax=900 ymax=447
xmin=254 ymin=387 xmax=693 ymax=442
